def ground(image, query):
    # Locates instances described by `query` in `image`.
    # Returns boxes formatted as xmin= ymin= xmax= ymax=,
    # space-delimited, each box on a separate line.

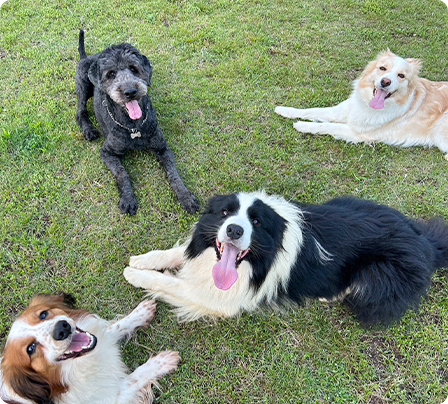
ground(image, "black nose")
xmin=226 ymin=224 xmax=244 ymax=240
xmin=53 ymin=320 xmax=72 ymax=341
xmin=123 ymin=88 xmax=138 ymax=98
xmin=381 ymin=78 xmax=391 ymax=88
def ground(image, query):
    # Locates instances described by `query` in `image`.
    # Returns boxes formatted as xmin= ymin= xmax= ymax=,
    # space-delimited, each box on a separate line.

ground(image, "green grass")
xmin=1 ymin=0 xmax=448 ymax=402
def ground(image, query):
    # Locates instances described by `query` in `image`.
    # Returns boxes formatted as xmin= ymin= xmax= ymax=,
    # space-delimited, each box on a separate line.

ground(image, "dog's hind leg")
xmin=107 ymin=300 xmax=157 ymax=340
xmin=149 ymin=130 xmax=199 ymax=213
xmin=129 ymin=246 xmax=187 ymax=270
xmin=100 ymin=147 xmax=138 ymax=215
xmin=275 ymin=100 xmax=350 ymax=123
xmin=117 ymin=350 xmax=180 ymax=404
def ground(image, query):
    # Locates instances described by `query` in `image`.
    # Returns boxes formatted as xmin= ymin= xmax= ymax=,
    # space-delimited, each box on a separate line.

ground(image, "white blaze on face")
xmin=369 ymin=56 xmax=410 ymax=109
xmin=213 ymin=194 xmax=257 ymax=291
xmin=7 ymin=317 xmax=76 ymax=361
xmin=217 ymin=193 xmax=256 ymax=250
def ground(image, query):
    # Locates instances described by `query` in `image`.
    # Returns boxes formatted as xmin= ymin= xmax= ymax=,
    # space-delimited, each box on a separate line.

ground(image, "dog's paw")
xmin=119 ymin=195 xmax=138 ymax=215
xmin=132 ymin=300 xmax=157 ymax=326
xmin=129 ymin=252 xmax=157 ymax=269
xmin=275 ymin=106 xmax=300 ymax=119
xmin=83 ymin=127 xmax=101 ymax=141
xmin=149 ymin=350 xmax=181 ymax=377
xmin=178 ymin=192 xmax=200 ymax=214
xmin=124 ymin=267 xmax=143 ymax=287
xmin=293 ymin=121 xmax=317 ymax=134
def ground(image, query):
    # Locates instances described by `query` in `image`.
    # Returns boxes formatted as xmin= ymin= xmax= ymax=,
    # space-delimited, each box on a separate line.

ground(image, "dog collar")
xmin=102 ymin=99 xmax=148 ymax=139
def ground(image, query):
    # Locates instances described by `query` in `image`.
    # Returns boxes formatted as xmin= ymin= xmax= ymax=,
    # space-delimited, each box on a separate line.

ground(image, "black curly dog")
xmin=75 ymin=30 xmax=199 ymax=215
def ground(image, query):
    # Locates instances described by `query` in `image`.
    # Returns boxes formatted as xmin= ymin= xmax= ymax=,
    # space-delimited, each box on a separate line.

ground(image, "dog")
xmin=75 ymin=30 xmax=199 ymax=215
xmin=0 ymin=294 xmax=180 ymax=404
xmin=275 ymin=50 xmax=448 ymax=159
xmin=124 ymin=191 xmax=448 ymax=325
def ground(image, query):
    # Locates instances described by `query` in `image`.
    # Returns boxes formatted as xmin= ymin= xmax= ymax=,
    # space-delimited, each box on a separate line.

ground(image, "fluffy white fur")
xmin=0 ymin=296 xmax=180 ymax=404
xmin=124 ymin=191 xmax=303 ymax=322
xmin=275 ymin=50 xmax=448 ymax=159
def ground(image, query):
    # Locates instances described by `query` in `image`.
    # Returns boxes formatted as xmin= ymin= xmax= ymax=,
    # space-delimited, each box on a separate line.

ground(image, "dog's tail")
xmin=78 ymin=29 xmax=87 ymax=60
xmin=419 ymin=218 xmax=448 ymax=270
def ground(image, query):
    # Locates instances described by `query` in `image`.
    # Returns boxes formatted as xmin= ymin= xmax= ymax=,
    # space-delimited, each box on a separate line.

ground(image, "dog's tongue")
xmin=68 ymin=332 xmax=91 ymax=352
xmin=212 ymin=243 xmax=239 ymax=290
xmin=125 ymin=100 xmax=142 ymax=120
xmin=369 ymin=89 xmax=388 ymax=109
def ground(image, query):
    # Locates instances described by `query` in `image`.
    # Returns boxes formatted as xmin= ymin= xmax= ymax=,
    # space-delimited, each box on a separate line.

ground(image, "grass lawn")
xmin=1 ymin=0 xmax=448 ymax=402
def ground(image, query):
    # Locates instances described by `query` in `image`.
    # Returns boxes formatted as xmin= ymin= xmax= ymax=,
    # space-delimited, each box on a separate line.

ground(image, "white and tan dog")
xmin=275 ymin=50 xmax=448 ymax=159
xmin=0 ymin=294 xmax=180 ymax=404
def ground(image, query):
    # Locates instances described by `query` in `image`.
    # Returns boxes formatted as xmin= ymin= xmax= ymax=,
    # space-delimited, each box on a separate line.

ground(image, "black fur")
xmin=75 ymin=30 xmax=199 ymax=215
xmin=190 ymin=194 xmax=448 ymax=325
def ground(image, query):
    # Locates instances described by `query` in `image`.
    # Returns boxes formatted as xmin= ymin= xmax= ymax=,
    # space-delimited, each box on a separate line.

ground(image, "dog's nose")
xmin=226 ymin=224 xmax=244 ymax=240
xmin=124 ymin=88 xmax=138 ymax=99
xmin=381 ymin=78 xmax=391 ymax=88
xmin=53 ymin=320 xmax=72 ymax=341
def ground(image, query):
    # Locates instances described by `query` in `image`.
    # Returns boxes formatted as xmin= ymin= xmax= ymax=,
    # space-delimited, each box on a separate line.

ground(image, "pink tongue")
xmin=68 ymin=332 xmax=91 ymax=352
xmin=212 ymin=243 xmax=239 ymax=290
xmin=369 ymin=89 xmax=387 ymax=109
xmin=125 ymin=100 xmax=142 ymax=120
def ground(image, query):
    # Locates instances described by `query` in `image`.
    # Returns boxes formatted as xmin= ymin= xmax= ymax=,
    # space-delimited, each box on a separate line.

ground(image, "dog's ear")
xmin=140 ymin=54 xmax=153 ymax=86
xmin=405 ymin=58 xmax=423 ymax=75
xmin=59 ymin=292 xmax=77 ymax=309
xmin=88 ymin=61 xmax=100 ymax=87
xmin=4 ymin=366 xmax=56 ymax=404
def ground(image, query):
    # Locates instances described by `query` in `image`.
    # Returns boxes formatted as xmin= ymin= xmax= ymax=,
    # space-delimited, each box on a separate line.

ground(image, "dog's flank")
xmin=0 ymin=294 xmax=180 ymax=404
xmin=124 ymin=191 xmax=448 ymax=325
xmin=75 ymin=30 xmax=199 ymax=215
xmin=275 ymin=49 xmax=448 ymax=159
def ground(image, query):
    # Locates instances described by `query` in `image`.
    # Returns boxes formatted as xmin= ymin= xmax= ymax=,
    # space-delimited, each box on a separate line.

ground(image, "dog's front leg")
xmin=117 ymin=350 xmax=180 ymax=404
xmin=149 ymin=130 xmax=199 ymax=214
xmin=275 ymin=100 xmax=350 ymax=123
xmin=75 ymin=59 xmax=101 ymax=141
xmin=107 ymin=300 xmax=157 ymax=341
xmin=124 ymin=267 xmax=207 ymax=313
xmin=100 ymin=147 xmax=138 ymax=215
xmin=129 ymin=246 xmax=187 ymax=270
xmin=292 ymin=121 xmax=363 ymax=143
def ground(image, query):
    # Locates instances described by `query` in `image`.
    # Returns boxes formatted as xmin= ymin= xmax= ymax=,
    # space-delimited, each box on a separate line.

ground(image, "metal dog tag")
xmin=130 ymin=130 xmax=141 ymax=139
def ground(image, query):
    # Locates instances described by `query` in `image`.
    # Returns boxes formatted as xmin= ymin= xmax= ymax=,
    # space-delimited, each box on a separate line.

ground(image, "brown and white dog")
xmin=0 ymin=294 xmax=180 ymax=404
xmin=275 ymin=50 xmax=448 ymax=159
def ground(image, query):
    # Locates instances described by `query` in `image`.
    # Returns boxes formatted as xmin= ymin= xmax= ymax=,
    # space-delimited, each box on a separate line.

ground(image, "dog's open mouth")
xmin=125 ymin=100 xmax=142 ymax=120
xmin=212 ymin=239 xmax=250 ymax=291
xmin=57 ymin=328 xmax=97 ymax=361
xmin=369 ymin=88 xmax=397 ymax=109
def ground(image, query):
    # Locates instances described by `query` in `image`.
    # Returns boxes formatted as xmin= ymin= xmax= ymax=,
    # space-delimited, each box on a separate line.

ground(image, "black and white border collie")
xmin=124 ymin=192 xmax=448 ymax=325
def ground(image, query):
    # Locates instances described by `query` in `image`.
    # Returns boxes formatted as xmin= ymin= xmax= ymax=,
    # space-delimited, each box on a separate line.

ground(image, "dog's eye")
xmin=398 ymin=73 xmax=405 ymax=79
xmin=252 ymin=218 xmax=261 ymax=226
xmin=221 ymin=209 xmax=229 ymax=217
xmin=39 ymin=311 xmax=48 ymax=320
xmin=26 ymin=342 xmax=36 ymax=356
xmin=129 ymin=65 xmax=138 ymax=74
xmin=106 ymin=71 xmax=116 ymax=79
xmin=379 ymin=66 xmax=387 ymax=71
